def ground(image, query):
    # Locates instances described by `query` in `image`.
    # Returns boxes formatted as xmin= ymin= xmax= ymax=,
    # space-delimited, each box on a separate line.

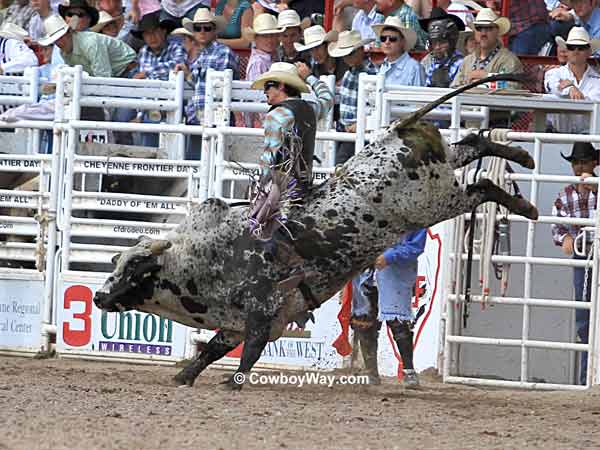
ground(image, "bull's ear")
xmin=111 ymin=253 xmax=121 ymax=265
xmin=150 ymin=239 xmax=172 ymax=256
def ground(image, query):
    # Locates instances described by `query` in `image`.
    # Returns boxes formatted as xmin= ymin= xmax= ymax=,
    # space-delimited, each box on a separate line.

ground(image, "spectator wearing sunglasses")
xmin=58 ymin=0 xmax=99 ymax=31
xmin=547 ymin=27 xmax=600 ymax=133
xmin=451 ymin=8 xmax=523 ymax=90
xmin=372 ymin=16 xmax=424 ymax=87
xmin=175 ymin=9 xmax=239 ymax=156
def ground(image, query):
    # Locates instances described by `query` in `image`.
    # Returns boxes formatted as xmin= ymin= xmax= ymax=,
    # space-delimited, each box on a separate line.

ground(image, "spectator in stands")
xmin=547 ymin=27 xmax=600 ymax=134
xmin=132 ymin=10 xmax=186 ymax=81
xmin=215 ymin=0 xmax=253 ymax=49
xmin=372 ymin=16 xmax=424 ymax=86
xmin=551 ymin=142 xmax=598 ymax=385
xmin=567 ymin=0 xmax=600 ymax=48
xmin=547 ymin=1 xmax=576 ymax=48
xmin=39 ymin=14 xmax=135 ymax=77
xmin=159 ymin=0 xmax=210 ymax=30
xmin=3 ymin=0 xmax=35 ymax=30
xmin=90 ymin=10 xmax=122 ymax=37
xmin=419 ymin=7 xmax=464 ymax=87
xmin=506 ymin=0 xmax=552 ymax=55
xmin=328 ymin=30 xmax=376 ymax=164
xmin=544 ymin=43 xmax=569 ymax=131
xmin=334 ymin=0 xmax=381 ymax=40
xmin=28 ymin=0 xmax=53 ymax=40
xmin=176 ymin=9 xmax=239 ymax=156
xmin=451 ymin=8 xmax=523 ymax=90
xmin=374 ymin=0 xmax=428 ymax=49
xmin=244 ymin=13 xmax=282 ymax=81
xmin=276 ymin=9 xmax=309 ymax=64
xmin=0 ymin=22 xmax=38 ymax=74
xmin=248 ymin=61 xmax=333 ymax=239
xmin=172 ymin=26 xmax=198 ymax=61
xmin=58 ymin=0 xmax=99 ymax=31
xmin=295 ymin=24 xmax=344 ymax=81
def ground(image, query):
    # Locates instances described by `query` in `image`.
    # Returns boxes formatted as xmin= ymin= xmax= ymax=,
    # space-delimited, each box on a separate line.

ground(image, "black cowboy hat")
xmin=58 ymin=0 xmax=99 ymax=28
xmin=419 ymin=7 xmax=465 ymax=32
xmin=561 ymin=142 xmax=600 ymax=163
xmin=131 ymin=10 xmax=174 ymax=39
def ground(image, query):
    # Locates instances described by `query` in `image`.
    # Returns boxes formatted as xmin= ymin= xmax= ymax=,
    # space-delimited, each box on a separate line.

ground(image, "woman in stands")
xmin=215 ymin=0 xmax=254 ymax=49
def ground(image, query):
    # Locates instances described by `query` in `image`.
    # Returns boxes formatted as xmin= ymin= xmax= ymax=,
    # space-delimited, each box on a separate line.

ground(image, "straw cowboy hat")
xmin=250 ymin=62 xmax=309 ymax=93
xmin=90 ymin=11 xmax=120 ymax=33
xmin=471 ymin=8 xmax=511 ymax=36
xmin=243 ymin=13 xmax=284 ymax=41
xmin=556 ymin=27 xmax=600 ymax=52
xmin=170 ymin=27 xmax=195 ymax=39
xmin=372 ymin=16 xmax=418 ymax=51
xmin=0 ymin=22 xmax=29 ymax=40
xmin=182 ymin=8 xmax=226 ymax=34
xmin=561 ymin=142 xmax=600 ymax=163
xmin=294 ymin=25 xmax=337 ymax=52
xmin=328 ymin=30 xmax=374 ymax=58
xmin=277 ymin=9 xmax=310 ymax=31
xmin=58 ymin=0 xmax=99 ymax=27
xmin=38 ymin=15 xmax=72 ymax=47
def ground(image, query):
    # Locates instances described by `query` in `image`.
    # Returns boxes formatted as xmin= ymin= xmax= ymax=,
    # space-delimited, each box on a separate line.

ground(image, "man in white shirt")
xmin=546 ymin=27 xmax=600 ymax=133
xmin=0 ymin=23 xmax=39 ymax=75
xmin=334 ymin=0 xmax=382 ymax=40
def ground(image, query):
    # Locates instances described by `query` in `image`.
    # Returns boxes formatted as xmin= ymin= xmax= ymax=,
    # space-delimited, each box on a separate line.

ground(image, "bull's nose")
xmin=93 ymin=291 xmax=108 ymax=308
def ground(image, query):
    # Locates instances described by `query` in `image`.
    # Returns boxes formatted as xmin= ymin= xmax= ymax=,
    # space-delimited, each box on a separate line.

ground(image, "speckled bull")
xmin=94 ymin=75 xmax=538 ymax=389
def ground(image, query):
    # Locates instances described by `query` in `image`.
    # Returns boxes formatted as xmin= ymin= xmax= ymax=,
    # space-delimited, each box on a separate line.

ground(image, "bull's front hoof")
xmin=173 ymin=370 xmax=195 ymax=387
xmin=220 ymin=372 xmax=245 ymax=391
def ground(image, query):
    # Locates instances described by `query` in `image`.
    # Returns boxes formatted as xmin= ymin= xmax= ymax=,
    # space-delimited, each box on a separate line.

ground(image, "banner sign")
xmin=0 ymin=278 xmax=44 ymax=353
xmin=57 ymin=281 xmax=190 ymax=361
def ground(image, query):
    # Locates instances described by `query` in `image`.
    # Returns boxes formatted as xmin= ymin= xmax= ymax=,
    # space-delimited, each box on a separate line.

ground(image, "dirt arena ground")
xmin=1 ymin=356 xmax=600 ymax=450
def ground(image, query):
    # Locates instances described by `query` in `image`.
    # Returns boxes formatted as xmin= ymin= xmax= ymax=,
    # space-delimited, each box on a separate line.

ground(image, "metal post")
xmin=199 ymin=69 xmax=215 ymax=201
xmin=355 ymin=72 xmax=368 ymax=154
xmin=214 ymin=69 xmax=233 ymax=198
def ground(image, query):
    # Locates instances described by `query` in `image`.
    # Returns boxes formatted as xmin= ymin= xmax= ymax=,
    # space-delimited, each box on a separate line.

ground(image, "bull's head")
xmin=93 ymin=236 xmax=172 ymax=312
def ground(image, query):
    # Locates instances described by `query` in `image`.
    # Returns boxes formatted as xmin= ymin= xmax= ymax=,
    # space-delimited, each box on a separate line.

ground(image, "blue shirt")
xmin=339 ymin=59 xmax=378 ymax=126
xmin=578 ymin=8 xmax=600 ymax=56
xmin=138 ymin=38 xmax=187 ymax=81
xmin=351 ymin=6 xmax=382 ymax=41
xmin=379 ymin=52 xmax=425 ymax=88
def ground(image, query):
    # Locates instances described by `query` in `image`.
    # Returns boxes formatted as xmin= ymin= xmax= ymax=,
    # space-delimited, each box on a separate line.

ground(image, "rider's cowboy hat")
xmin=372 ymin=16 xmax=418 ymax=51
xmin=90 ymin=10 xmax=120 ymax=33
xmin=294 ymin=25 xmax=337 ymax=52
xmin=243 ymin=13 xmax=284 ymax=41
xmin=250 ymin=62 xmax=309 ymax=93
xmin=0 ymin=22 xmax=29 ymax=40
xmin=471 ymin=8 xmax=511 ymax=36
xmin=58 ymin=0 xmax=99 ymax=27
xmin=328 ymin=30 xmax=374 ymax=58
xmin=556 ymin=27 xmax=600 ymax=52
xmin=561 ymin=142 xmax=600 ymax=163
xmin=38 ymin=15 xmax=72 ymax=47
xmin=182 ymin=8 xmax=226 ymax=34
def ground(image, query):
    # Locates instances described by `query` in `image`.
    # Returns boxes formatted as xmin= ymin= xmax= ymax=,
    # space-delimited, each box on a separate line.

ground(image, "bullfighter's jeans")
xmin=574 ymin=254 xmax=592 ymax=385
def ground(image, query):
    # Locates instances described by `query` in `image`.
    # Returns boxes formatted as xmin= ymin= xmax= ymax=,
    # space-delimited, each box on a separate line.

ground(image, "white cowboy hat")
xmin=242 ymin=13 xmax=284 ymax=41
xmin=89 ymin=10 xmax=120 ymax=33
xmin=371 ymin=16 xmax=418 ymax=51
xmin=0 ymin=22 xmax=29 ymax=40
xmin=471 ymin=8 xmax=511 ymax=36
xmin=556 ymin=26 xmax=600 ymax=52
xmin=250 ymin=61 xmax=309 ymax=93
xmin=294 ymin=25 xmax=337 ymax=52
xmin=38 ymin=15 xmax=72 ymax=47
xmin=277 ymin=9 xmax=310 ymax=30
xmin=182 ymin=8 xmax=226 ymax=34
xmin=170 ymin=27 xmax=195 ymax=39
xmin=327 ymin=30 xmax=374 ymax=58
xmin=256 ymin=0 xmax=278 ymax=13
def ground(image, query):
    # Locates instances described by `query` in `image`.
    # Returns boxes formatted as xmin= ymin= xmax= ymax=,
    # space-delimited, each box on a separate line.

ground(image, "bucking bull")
xmin=94 ymin=75 xmax=538 ymax=389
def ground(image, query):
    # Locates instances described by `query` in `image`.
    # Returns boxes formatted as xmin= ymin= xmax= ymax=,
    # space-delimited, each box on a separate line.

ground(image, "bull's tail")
xmin=393 ymin=73 xmax=528 ymax=130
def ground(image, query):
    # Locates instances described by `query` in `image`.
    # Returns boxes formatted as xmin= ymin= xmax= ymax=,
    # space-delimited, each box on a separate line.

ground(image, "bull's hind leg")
xmin=464 ymin=178 xmax=538 ymax=220
xmin=173 ymin=330 xmax=241 ymax=387
xmin=450 ymin=133 xmax=534 ymax=170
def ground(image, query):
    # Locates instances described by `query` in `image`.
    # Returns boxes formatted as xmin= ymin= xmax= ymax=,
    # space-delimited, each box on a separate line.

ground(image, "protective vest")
xmin=269 ymin=98 xmax=316 ymax=189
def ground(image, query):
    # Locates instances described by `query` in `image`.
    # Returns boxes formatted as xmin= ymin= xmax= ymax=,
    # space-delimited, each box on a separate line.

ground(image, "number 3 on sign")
xmin=63 ymin=285 xmax=93 ymax=347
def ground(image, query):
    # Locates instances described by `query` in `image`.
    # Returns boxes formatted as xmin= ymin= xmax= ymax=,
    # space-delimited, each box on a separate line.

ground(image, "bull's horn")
xmin=150 ymin=240 xmax=172 ymax=256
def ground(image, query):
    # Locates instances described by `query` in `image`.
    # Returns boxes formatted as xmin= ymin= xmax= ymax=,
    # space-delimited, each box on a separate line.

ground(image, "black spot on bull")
xmin=160 ymin=279 xmax=182 ymax=296
xmin=293 ymin=221 xmax=359 ymax=260
xmin=181 ymin=296 xmax=208 ymax=314
xmin=186 ymin=279 xmax=198 ymax=296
